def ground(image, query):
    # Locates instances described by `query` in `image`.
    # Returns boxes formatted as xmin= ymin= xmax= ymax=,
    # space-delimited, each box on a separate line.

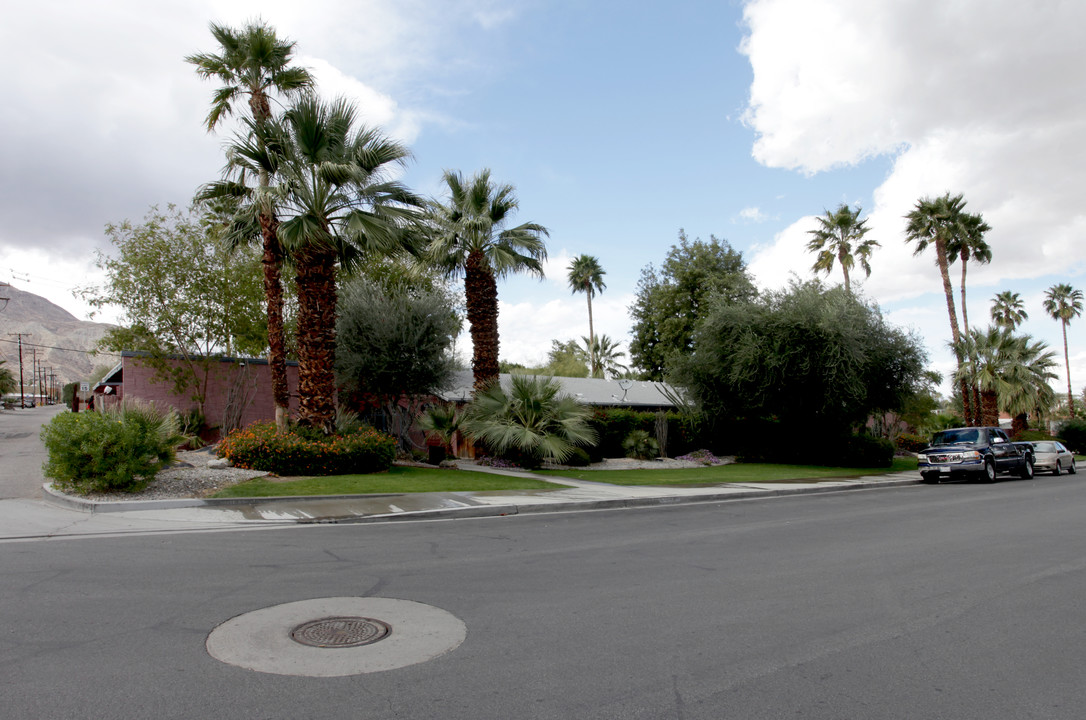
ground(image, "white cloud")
xmin=741 ymin=0 xmax=1086 ymax=396
xmin=737 ymin=206 xmax=768 ymax=223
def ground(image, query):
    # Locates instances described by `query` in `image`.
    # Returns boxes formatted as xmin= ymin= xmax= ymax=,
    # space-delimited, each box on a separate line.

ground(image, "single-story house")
xmin=93 ymin=351 xmax=300 ymax=439
xmin=435 ymin=370 xmax=682 ymax=411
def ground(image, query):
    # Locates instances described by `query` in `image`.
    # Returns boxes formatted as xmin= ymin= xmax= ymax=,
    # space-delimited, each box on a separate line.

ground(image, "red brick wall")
xmin=121 ymin=356 xmax=301 ymax=434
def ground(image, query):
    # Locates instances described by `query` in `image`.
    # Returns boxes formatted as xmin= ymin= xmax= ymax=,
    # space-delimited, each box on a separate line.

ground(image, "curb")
xmin=42 ymin=475 xmax=923 ymax=521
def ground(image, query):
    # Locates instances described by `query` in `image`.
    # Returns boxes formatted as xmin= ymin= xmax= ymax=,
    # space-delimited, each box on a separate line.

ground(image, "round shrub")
xmin=41 ymin=404 xmax=184 ymax=494
xmin=623 ymin=429 xmax=660 ymax=460
xmin=895 ymin=433 xmax=928 ymax=453
xmin=1057 ymin=418 xmax=1086 ymax=454
xmin=218 ymin=422 xmax=396 ymax=475
xmin=564 ymin=447 xmax=593 ymax=467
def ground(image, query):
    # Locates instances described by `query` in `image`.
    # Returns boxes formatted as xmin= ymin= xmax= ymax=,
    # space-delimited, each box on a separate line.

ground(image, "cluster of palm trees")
xmin=188 ymin=20 xmax=548 ymax=432
xmin=808 ymin=194 xmax=1082 ymax=425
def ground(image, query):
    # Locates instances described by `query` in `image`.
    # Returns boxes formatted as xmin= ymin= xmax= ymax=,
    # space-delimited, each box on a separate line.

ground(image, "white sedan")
xmin=1031 ymin=441 xmax=1077 ymax=475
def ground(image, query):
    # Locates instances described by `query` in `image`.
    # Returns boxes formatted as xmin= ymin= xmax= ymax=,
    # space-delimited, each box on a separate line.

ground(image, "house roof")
xmin=436 ymin=370 xmax=683 ymax=408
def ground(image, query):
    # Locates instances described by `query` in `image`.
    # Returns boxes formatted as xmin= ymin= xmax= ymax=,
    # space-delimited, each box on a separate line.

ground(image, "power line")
xmin=0 ymin=337 xmax=120 ymax=357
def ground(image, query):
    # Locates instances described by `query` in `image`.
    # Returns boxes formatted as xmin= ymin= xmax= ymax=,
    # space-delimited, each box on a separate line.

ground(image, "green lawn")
xmin=210 ymin=465 xmax=565 ymax=498
xmin=535 ymin=456 xmax=919 ymax=487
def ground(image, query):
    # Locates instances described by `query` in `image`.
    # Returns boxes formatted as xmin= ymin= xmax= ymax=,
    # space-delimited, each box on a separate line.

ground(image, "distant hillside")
xmin=0 ymin=285 xmax=115 ymax=387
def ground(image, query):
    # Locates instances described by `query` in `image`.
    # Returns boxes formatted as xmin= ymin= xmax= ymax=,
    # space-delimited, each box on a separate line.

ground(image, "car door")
xmin=989 ymin=428 xmax=1015 ymax=471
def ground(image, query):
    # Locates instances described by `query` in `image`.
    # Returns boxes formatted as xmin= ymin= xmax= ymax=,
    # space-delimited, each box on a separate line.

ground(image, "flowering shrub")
xmin=676 ymin=449 xmax=725 ymax=466
xmin=218 ymin=422 xmax=396 ymax=475
xmin=41 ymin=403 xmax=184 ymax=494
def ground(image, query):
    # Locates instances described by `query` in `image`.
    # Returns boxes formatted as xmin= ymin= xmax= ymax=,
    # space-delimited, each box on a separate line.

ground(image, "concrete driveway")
xmin=0 ymin=403 xmax=65 ymax=499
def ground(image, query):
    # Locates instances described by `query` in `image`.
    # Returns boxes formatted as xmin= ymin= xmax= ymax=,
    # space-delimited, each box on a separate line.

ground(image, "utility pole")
xmin=8 ymin=333 xmax=29 ymax=408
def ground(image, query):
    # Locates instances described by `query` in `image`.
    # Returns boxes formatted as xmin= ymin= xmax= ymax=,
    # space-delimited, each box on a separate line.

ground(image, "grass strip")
xmin=536 ymin=457 xmax=919 ymax=486
xmin=211 ymin=464 xmax=565 ymax=498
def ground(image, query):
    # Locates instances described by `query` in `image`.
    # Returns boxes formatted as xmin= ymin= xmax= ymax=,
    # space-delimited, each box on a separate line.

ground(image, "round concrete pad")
xmin=206 ymin=597 xmax=467 ymax=677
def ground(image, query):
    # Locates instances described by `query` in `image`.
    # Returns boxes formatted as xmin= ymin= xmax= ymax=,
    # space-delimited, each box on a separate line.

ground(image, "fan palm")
xmin=270 ymin=96 xmax=423 ymax=430
xmin=580 ymin=334 xmax=628 ymax=379
xmin=806 ymin=204 xmax=878 ymax=294
xmin=1043 ymin=283 xmax=1084 ymax=417
xmin=990 ymin=291 xmax=1028 ymax=330
xmin=945 ymin=212 xmax=992 ymax=334
xmin=567 ymin=255 xmax=606 ymax=375
xmin=905 ymin=193 xmax=972 ymax=420
xmin=461 ymin=374 xmax=597 ymax=467
xmin=424 ymin=169 xmax=548 ymax=393
xmin=187 ymin=20 xmax=314 ymax=431
xmin=954 ymin=327 xmax=1056 ymax=430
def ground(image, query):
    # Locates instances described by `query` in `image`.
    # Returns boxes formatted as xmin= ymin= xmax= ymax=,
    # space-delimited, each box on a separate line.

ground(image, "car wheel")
xmin=1069 ymin=459 xmax=1077 ymax=475
xmin=983 ymin=458 xmax=997 ymax=483
xmin=1019 ymin=456 xmax=1034 ymax=480
xmin=1053 ymin=460 xmax=1062 ymax=476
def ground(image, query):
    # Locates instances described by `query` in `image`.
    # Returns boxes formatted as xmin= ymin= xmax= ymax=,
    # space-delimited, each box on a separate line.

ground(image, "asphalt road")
xmin=0 ymin=404 xmax=65 ymax=499
xmin=3 ymin=475 xmax=1086 ymax=719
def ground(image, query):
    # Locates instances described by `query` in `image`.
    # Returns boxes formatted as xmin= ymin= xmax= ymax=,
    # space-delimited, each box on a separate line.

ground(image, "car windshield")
xmin=1032 ymin=441 xmax=1057 ymax=452
xmin=932 ymin=429 xmax=979 ymax=445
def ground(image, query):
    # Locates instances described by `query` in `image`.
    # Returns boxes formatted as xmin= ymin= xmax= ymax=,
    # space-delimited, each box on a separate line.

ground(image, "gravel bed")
xmin=59 ymin=449 xmax=270 ymax=502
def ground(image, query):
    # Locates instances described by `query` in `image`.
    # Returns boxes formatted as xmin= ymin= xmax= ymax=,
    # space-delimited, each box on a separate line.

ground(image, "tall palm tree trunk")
xmin=960 ymin=253 xmax=971 ymax=334
xmin=465 ymin=250 xmax=500 ymax=393
xmin=587 ymin=292 xmax=597 ymax=377
xmin=980 ymin=389 xmax=999 ymax=428
xmin=936 ymin=240 xmax=973 ymax=423
xmin=295 ymin=245 xmax=338 ymax=431
xmin=838 ymin=249 xmax=851 ymax=294
xmin=1062 ymin=320 xmax=1074 ymax=416
xmin=258 ymin=211 xmax=291 ymax=431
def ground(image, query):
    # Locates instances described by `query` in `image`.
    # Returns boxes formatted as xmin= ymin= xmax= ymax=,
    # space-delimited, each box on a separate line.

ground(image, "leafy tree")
xmin=424 ymin=169 xmax=548 ymax=393
xmin=542 ymin=340 xmax=590 ymax=378
xmin=1044 ymin=283 xmax=1084 ymax=417
xmin=461 ymin=374 xmax=597 ymax=467
xmin=945 ymin=211 xmax=992 ymax=334
xmin=567 ymin=255 xmax=606 ymax=375
xmin=905 ymin=193 xmax=974 ymax=420
xmin=990 ymin=290 xmax=1028 ymax=330
xmin=953 ymin=327 xmax=1056 ymax=430
xmin=188 ymin=20 xmax=314 ymax=431
xmin=673 ymin=280 xmax=927 ymax=437
xmin=270 ymin=96 xmax=423 ymax=431
xmin=805 ymin=204 xmax=878 ymax=294
xmin=335 ymin=276 xmax=459 ymax=405
xmin=80 ymin=204 xmax=267 ymax=416
xmin=629 ymin=230 xmax=756 ymax=381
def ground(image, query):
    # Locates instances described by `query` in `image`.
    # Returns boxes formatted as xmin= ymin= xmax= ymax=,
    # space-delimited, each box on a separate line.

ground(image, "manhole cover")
xmin=290 ymin=616 xmax=391 ymax=648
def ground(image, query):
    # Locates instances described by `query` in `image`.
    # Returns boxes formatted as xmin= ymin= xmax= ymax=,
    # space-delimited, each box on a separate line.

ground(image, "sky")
xmin=1 ymin=0 xmax=1084 ymax=402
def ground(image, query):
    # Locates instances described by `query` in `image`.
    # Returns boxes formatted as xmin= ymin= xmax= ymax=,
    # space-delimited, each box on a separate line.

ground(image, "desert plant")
xmin=461 ymin=374 xmax=597 ymax=468
xmin=623 ymin=429 xmax=659 ymax=460
xmin=40 ymin=402 xmax=185 ymax=494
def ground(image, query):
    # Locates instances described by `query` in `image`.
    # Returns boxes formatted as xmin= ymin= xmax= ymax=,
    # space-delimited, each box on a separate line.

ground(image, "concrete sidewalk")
xmin=1 ymin=466 xmax=923 ymax=541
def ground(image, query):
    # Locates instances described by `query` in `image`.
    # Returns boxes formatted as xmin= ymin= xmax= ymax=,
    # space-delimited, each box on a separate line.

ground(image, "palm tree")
xmin=954 ymin=327 xmax=1056 ymax=431
xmin=567 ymin=255 xmax=606 ymax=375
xmin=424 ymin=169 xmax=548 ymax=393
xmin=187 ymin=20 xmax=314 ymax=431
xmin=580 ymin=334 xmax=627 ymax=379
xmin=271 ymin=96 xmax=423 ymax=431
xmin=990 ymin=291 xmax=1028 ymax=330
xmin=461 ymin=374 xmax=597 ymax=467
xmin=945 ymin=212 xmax=992 ymax=334
xmin=905 ymin=193 xmax=972 ymax=421
xmin=805 ymin=204 xmax=878 ymax=294
xmin=1043 ymin=283 xmax=1084 ymax=417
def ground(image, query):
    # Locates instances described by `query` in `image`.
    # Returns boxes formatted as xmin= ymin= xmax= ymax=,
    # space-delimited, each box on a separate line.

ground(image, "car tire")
xmin=983 ymin=458 xmax=997 ymax=483
xmin=1069 ymin=459 xmax=1077 ymax=475
xmin=1019 ymin=456 xmax=1034 ymax=480
xmin=1053 ymin=460 xmax=1062 ymax=476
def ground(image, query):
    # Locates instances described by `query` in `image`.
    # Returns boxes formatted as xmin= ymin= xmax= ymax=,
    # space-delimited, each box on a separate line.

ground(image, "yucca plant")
xmin=461 ymin=375 xmax=597 ymax=468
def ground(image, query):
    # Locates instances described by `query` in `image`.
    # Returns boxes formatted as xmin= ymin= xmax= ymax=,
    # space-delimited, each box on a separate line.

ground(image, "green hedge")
xmin=40 ymin=405 xmax=183 ymax=494
xmin=218 ymin=421 xmax=397 ymax=475
xmin=895 ymin=432 xmax=928 ymax=453
xmin=1057 ymin=418 xmax=1086 ymax=454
